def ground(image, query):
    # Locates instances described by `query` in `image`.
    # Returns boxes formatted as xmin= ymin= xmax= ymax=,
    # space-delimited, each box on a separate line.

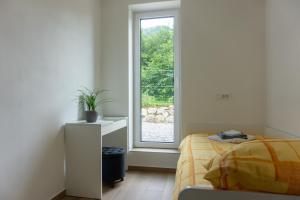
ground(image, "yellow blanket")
xmin=204 ymin=139 xmax=300 ymax=195
xmin=173 ymin=133 xmax=264 ymax=200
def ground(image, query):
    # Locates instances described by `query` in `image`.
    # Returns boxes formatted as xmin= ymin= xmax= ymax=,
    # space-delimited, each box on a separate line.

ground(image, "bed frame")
xmin=179 ymin=186 xmax=300 ymax=200
xmin=178 ymin=128 xmax=300 ymax=200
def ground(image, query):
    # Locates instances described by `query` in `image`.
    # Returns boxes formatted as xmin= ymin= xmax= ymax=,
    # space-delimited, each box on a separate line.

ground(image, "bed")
xmin=174 ymin=133 xmax=300 ymax=200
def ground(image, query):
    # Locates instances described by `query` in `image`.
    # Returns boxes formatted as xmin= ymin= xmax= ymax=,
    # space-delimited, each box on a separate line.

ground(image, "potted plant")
xmin=78 ymin=87 xmax=111 ymax=123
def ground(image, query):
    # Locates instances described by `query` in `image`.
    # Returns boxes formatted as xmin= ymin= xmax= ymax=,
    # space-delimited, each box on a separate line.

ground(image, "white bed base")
xmin=179 ymin=186 xmax=300 ymax=200
xmin=178 ymin=127 xmax=300 ymax=200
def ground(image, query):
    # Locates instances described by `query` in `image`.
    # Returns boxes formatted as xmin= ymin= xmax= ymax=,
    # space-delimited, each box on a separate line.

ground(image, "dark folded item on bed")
xmin=217 ymin=133 xmax=248 ymax=139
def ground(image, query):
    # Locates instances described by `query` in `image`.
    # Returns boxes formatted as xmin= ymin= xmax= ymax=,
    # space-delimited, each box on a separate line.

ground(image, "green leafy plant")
xmin=142 ymin=95 xmax=173 ymax=107
xmin=141 ymin=25 xmax=174 ymax=106
xmin=77 ymin=87 xmax=111 ymax=112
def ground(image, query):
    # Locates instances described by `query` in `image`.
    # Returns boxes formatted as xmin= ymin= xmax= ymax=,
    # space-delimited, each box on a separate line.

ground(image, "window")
xmin=133 ymin=9 xmax=180 ymax=148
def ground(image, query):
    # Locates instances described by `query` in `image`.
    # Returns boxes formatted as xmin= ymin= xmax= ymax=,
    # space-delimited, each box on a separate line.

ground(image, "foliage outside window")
xmin=141 ymin=24 xmax=174 ymax=107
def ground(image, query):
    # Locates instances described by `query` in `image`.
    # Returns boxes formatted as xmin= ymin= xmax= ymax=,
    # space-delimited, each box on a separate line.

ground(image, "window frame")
xmin=133 ymin=9 xmax=180 ymax=149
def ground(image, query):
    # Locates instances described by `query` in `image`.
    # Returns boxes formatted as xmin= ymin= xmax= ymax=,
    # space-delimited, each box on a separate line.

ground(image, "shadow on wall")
xmin=77 ymin=99 xmax=86 ymax=120
xmin=22 ymin=125 xmax=65 ymax=200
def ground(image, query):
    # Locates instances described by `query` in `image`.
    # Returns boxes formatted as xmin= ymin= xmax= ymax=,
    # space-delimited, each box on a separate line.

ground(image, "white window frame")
xmin=133 ymin=9 xmax=180 ymax=149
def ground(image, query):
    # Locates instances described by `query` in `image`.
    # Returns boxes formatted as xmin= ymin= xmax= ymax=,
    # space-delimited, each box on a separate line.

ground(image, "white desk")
xmin=64 ymin=117 xmax=128 ymax=199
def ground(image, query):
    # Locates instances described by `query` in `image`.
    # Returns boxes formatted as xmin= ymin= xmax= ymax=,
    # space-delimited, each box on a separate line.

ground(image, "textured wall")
xmin=265 ymin=0 xmax=300 ymax=138
xmin=0 ymin=0 xmax=101 ymax=199
xmin=181 ymin=0 xmax=266 ymax=136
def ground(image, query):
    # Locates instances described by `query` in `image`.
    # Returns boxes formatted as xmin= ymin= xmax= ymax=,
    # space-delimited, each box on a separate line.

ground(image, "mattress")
xmin=173 ymin=133 xmax=264 ymax=200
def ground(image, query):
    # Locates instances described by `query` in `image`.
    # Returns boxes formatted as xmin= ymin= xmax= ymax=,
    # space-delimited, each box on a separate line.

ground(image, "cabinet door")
xmin=65 ymin=124 xmax=102 ymax=199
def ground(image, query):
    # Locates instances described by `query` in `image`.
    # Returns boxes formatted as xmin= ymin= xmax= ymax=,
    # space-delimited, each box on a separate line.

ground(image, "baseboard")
xmin=128 ymin=150 xmax=179 ymax=169
xmin=128 ymin=165 xmax=176 ymax=173
xmin=264 ymin=127 xmax=299 ymax=139
xmin=51 ymin=190 xmax=66 ymax=200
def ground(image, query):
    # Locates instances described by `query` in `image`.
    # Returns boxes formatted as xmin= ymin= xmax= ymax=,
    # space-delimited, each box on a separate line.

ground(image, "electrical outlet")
xmin=216 ymin=93 xmax=231 ymax=100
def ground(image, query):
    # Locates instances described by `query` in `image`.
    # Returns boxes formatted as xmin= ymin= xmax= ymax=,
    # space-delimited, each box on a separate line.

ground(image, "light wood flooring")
xmin=61 ymin=170 xmax=175 ymax=200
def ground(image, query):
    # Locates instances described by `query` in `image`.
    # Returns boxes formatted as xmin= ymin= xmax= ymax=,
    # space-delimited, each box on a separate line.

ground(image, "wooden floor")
xmin=61 ymin=170 xmax=175 ymax=200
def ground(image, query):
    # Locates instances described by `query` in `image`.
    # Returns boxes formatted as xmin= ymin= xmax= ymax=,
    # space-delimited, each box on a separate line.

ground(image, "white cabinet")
xmin=65 ymin=117 xmax=127 ymax=199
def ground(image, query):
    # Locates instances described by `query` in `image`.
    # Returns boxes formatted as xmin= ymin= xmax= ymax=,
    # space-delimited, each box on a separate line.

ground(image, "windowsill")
xmin=130 ymin=148 xmax=179 ymax=154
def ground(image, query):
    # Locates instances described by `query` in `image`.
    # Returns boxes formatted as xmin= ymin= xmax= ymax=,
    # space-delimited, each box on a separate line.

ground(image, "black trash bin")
xmin=102 ymin=147 xmax=125 ymax=187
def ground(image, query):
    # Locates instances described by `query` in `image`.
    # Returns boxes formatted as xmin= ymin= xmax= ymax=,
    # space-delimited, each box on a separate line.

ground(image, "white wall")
xmin=265 ymin=0 xmax=300 ymax=138
xmin=0 ymin=1 xmax=101 ymax=199
xmin=181 ymin=0 xmax=266 ymax=137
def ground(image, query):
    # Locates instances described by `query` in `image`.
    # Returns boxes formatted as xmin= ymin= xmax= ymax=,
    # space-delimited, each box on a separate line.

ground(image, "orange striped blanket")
xmin=173 ymin=133 xmax=264 ymax=200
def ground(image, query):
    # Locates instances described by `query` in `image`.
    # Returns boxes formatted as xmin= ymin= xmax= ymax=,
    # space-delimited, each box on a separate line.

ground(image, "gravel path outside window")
xmin=141 ymin=122 xmax=174 ymax=143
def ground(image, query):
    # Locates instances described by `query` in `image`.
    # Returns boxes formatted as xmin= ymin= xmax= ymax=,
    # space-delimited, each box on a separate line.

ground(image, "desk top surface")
xmin=65 ymin=117 xmax=127 ymax=136
xmin=66 ymin=117 xmax=127 ymax=125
